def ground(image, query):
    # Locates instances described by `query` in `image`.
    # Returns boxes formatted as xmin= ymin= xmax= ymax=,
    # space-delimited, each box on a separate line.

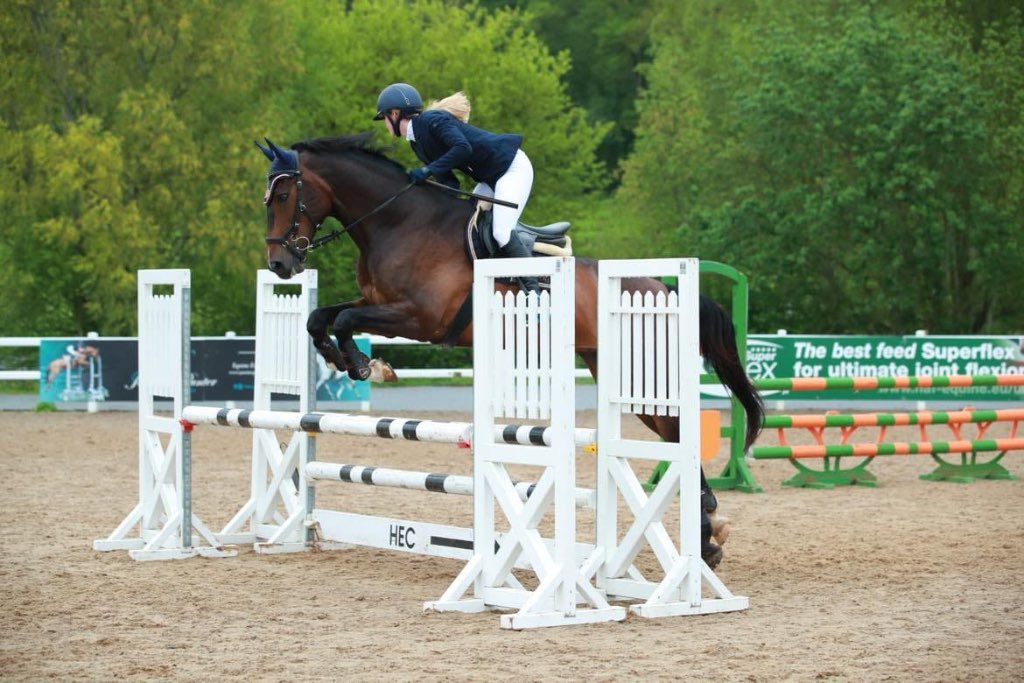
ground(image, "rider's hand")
xmin=408 ymin=167 xmax=431 ymax=185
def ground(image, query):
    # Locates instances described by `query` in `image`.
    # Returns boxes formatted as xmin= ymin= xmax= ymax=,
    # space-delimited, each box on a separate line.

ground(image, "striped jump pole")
xmin=306 ymin=462 xmax=596 ymax=509
xmin=707 ymin=374 xmax=1024 ymax=493
xmin=180 ymin=406 xmax=598 ymax=448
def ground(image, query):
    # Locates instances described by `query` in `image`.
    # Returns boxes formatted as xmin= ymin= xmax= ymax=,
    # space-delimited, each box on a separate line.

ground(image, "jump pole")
xmin=758 ymin=375 xmax=1024 ymax=391
xmin=755 ymin=406 xmax=1023 ymax=488
xmin=180 ymin=405 xmax=599 ymax=447
xmin=304 ymin=462 xmax=596 ymax=509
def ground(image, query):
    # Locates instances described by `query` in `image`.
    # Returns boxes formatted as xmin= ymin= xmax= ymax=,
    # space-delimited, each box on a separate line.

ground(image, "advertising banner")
xmin=730 ymin=335 xmax=1024 ymax=402
xmin=39 ymin=337 xmax=371 ymax=404
xmin=39 ymin=338 xmax=136 ymax=403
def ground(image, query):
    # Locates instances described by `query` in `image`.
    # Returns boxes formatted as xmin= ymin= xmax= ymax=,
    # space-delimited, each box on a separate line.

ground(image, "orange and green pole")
xmin=756 ymin=374 xmax=1024 ymax=392
xmin=753 ymin=437 xmax=1024 ymax=459
xmin=763 ymin=408 xmax=1024 ymax=429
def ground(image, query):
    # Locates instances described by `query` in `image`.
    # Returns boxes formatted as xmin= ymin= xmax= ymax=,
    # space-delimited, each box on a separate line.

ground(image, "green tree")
xmin=475 ymin=0 xmax=657 ymax=173
xmin=0 ymin=0 xmax=298 ymax=335
xmin=618 ymin=3 xmax=1023 ymax=334
xmin=1 ymin=0 xmax=608 ymax=335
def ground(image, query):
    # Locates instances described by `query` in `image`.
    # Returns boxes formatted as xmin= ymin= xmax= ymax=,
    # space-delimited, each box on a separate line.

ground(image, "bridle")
xmin=264 ymin=169 xmax=415 ymax=262
xmin=264 ymin=171 xmax=323 ymax=261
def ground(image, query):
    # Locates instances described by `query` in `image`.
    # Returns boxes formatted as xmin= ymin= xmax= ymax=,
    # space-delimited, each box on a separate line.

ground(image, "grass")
xmin=0 ymin=380 xmax=37 ymax=395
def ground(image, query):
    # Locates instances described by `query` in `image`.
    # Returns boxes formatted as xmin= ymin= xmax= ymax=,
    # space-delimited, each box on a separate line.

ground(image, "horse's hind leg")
xmin=637 ymin=413 xmax=718 ymax=514
xmin=581 ymin=350 xmax=718 ymax=510
xmin=632 ymin=413 xmax=727 ymax=569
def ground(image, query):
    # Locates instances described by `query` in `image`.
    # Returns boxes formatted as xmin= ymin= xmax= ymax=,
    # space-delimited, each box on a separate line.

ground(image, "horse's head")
xmin=256 ymin=138 xmax=332 ymax=279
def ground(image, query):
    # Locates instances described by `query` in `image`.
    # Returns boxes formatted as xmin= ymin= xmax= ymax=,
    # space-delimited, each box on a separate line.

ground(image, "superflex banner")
xmin=734 ymin=335 xmax=1024 ymax=401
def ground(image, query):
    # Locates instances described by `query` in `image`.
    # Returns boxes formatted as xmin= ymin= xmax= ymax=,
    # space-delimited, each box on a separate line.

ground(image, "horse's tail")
xmin=699 ymin=294 xmax=764 ymax=450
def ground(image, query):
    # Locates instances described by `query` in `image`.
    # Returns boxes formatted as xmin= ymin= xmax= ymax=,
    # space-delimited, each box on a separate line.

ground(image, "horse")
xmin=46 ymin=345 xmax=100 ymax=388
xmin=256 ymin=133 xmax=764 ymax=567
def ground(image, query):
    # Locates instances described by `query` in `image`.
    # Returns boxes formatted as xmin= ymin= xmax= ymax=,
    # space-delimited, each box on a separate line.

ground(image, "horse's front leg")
xmin=307 ymin=300 xmax=364 ymax=373
xmin=329 ymin=301 xmax=422 ymax=381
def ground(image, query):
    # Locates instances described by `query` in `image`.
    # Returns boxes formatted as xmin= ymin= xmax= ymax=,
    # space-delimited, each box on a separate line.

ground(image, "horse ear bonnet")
xmin=268 ymin=148 xmax=299 ymax=176
xmin=256 ymin=138 xmax=299 ymax=176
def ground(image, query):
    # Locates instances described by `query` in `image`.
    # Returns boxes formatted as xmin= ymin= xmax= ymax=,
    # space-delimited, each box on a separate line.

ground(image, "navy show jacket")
xmin=410 ymin=110 xmax=523 ymax=188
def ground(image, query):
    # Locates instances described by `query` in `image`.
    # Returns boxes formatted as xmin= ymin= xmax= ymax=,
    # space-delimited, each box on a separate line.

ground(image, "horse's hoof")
xmin=348 ymin=365 xmax=371 ymax=381
xmin=368 ymin=358 xmax=398 ymax=383
xmin=702 ymin=542 xmax=723 ymax=569
xmin=710 ymin=514 xmax=731 ymax=545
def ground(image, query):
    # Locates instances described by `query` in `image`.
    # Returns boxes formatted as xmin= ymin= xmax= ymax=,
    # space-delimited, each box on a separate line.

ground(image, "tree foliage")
xmin=1 ymin=0 xmax=1020 ymax=338
xmin=615 ymin=2 xmax=1023 ymax=333
xmin=0 ymin=0 xmax=604 ymax=334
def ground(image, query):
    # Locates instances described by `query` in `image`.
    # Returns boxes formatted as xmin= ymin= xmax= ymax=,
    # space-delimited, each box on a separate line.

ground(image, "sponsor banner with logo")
xmin=39 ymin=339 xmax=135 ymax=403
xmin=701 ymin=335 xmax=1024 ymax=402
xmin=39 ymin=337 xmax=370 ymax=404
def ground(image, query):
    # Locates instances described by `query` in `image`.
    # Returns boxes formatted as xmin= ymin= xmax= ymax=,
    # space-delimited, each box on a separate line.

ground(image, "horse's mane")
xmin=291 ymin=133 xmax=405 ymax=174
xmin=289 ymin=131 xmax=471 ymax=224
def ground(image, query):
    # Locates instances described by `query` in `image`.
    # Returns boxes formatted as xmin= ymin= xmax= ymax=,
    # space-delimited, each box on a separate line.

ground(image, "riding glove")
xmin=408 ymin=167 xmax=431 ymax=184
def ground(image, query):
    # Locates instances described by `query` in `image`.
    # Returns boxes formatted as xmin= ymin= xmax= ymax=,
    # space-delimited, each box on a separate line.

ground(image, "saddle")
xmin=443 ymin=202 xmax=573 ymax=346
xmin=465 ymin=202 xmax=573 ymax=262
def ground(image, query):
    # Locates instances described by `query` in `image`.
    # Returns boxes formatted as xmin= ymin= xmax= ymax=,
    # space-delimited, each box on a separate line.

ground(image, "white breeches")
xmin=472 ymin=149 xmax=533 ymax=247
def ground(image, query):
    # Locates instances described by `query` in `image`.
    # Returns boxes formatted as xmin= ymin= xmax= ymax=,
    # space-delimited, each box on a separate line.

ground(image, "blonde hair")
xmin=426 ymin=91 xmax=471 ymax=123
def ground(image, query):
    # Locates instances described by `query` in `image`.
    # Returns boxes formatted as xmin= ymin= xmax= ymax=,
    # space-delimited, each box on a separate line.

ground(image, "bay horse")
xmin=257 ymin=134 xmax=763 ymax=567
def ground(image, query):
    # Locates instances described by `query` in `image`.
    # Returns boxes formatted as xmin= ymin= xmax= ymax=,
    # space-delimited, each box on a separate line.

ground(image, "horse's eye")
xmin=277 ymin=192 xmax=290 ymax=202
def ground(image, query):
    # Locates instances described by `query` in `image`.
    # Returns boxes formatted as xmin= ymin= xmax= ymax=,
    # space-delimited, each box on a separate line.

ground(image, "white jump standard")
xmin=93 ymin=270 xmax=233 ymax=560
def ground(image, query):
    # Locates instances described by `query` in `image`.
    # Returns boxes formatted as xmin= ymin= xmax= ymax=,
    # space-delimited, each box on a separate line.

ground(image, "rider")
xmin=374 ymin=82 xmax=540 ymax=296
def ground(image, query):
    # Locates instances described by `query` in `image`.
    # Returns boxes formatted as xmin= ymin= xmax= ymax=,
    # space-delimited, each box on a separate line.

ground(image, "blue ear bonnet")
xmin=255 ymin=138 xmax=299 ymax=176
xmin=269 ymin=148 xmax=298 ymax=175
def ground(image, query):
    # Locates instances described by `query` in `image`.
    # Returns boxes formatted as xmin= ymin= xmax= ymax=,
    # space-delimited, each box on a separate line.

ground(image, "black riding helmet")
xmin=373 ymin=83 xmax=423 ymax=120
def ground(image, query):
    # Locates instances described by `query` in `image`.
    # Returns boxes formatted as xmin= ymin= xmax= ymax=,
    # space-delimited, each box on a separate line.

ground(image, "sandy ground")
xmin=1 ymin=408 xmax=1022 ymax=682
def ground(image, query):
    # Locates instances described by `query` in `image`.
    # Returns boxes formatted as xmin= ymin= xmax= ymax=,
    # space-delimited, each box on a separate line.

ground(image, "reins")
xmin=306 ymin=180 xmax=417 ymax=252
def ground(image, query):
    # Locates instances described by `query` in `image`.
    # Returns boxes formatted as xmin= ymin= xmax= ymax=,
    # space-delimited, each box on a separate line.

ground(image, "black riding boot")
xmin=499 ymin=232 xmax=541 ymax=297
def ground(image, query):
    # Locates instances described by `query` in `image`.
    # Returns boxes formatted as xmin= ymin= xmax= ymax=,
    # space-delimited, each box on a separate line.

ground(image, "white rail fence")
xmin=0 ymin=335 xmax=591 ymax=384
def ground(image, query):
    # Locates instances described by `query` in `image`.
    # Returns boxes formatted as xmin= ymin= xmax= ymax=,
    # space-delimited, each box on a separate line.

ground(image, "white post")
xmin=224 ymin=330 xmax=237 ymax=410
xmin=86 ymin=330 xmax=101 ymax=413
xmin=915 ymin=329 xmax=928 ymax=411
xmin=216 ymin=270 xmax=318 ymax=553
xmin=93 ymin=270 xmax=233 ymax=560
xmin=595 ymin=258 xmax=748 ymax=617
xmin=775 ymin=329 xmax=787 ymax=412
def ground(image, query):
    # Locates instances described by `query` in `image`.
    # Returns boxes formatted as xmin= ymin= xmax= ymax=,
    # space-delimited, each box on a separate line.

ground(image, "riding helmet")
xmin=373 ymin=83 xmax=423 ymax=120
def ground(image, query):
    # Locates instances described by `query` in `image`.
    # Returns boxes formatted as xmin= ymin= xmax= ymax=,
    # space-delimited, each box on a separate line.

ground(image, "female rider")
xmin=374 ymin=82 xmax=540 ymax=295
